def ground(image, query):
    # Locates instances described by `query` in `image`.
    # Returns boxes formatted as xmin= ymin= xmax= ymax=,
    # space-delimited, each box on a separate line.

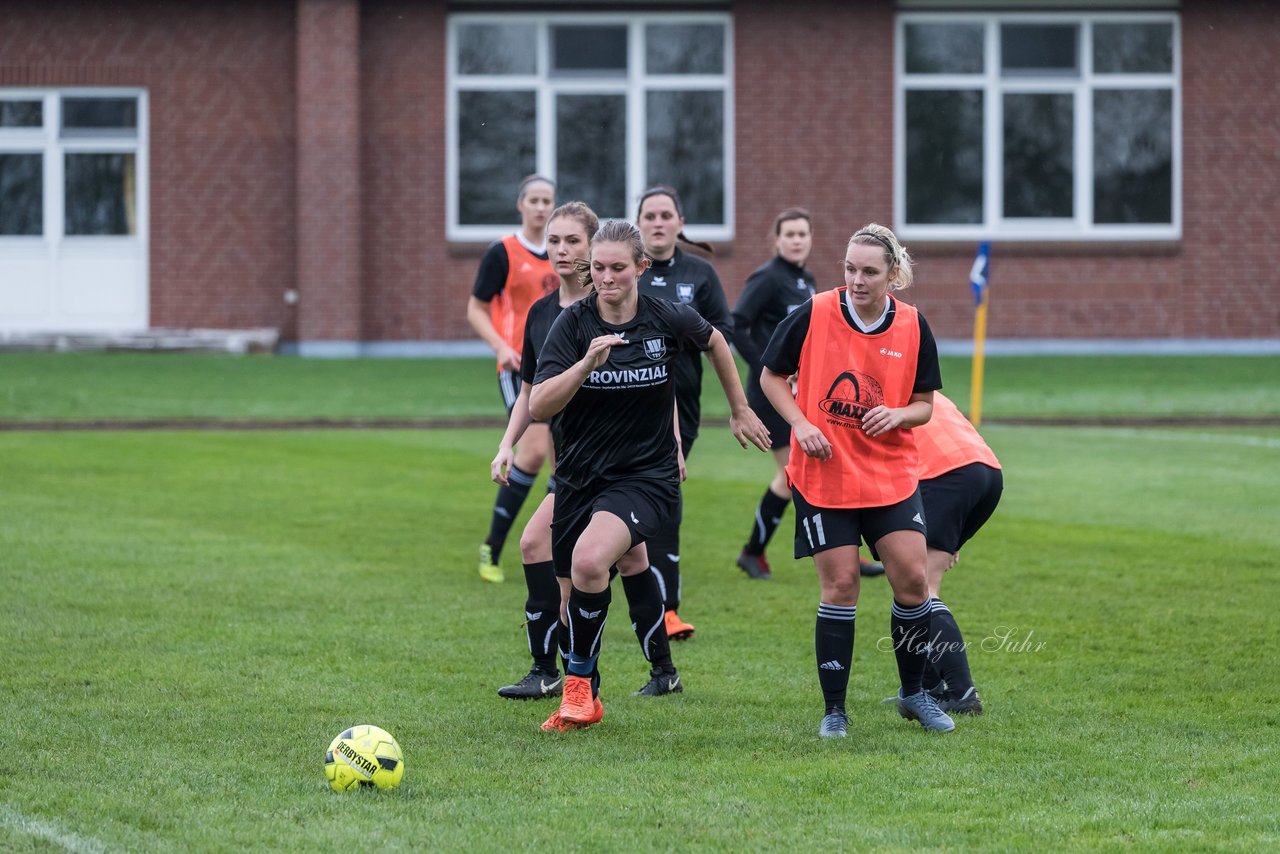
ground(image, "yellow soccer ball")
xmin=324 ymin=725 xmax=404 ymax=792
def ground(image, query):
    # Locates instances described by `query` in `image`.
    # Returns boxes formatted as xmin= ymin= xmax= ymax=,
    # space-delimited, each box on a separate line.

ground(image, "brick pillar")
xmin=296 ymin=0 xmax=361 ymax=355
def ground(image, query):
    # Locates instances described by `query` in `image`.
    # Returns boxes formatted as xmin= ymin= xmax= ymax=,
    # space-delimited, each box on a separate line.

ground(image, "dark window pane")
xmin=905 ymin=89 xmax=983 ymax=225
xmin=65 ymin=153 xmax=136 ymax=235
xmin=1003 ymin=93 xmax=1073 ymax=218
xmin=646 ymin=24 xmax=724 ymax=74
xmin=1 ymin=101 xmax=43 ymax=128
xmin=456 ymin=23 xmax=537 ymax=75
xmin=646 ymin=90 xmax=724 ymax=224
xmin=0 ymin=153 xmax=42 ymax=235
xmin=61 ymin=97 xmax=137 ymax=132
xmin=1093 ymin=23 xmax=1174 ymax=74
xmin=552 ymin=25 xmax=627 ymax=75
xmin=556 ymin=94 xmax=626 ymax=219
xmin=1094 ymin=89 xmax=1172 ymax=224
xmin=457 ymin=91 xmax=536 ymax=226
xmin=905 ymin=23 xmax=984 ymax=74
xmin=1001 ymin=24 xmax=1078 ymax=75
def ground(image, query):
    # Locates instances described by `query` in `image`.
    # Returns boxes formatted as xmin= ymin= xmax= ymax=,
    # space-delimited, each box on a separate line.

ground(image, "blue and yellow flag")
xmin=969 ymin=241 xmax=991 ymax=427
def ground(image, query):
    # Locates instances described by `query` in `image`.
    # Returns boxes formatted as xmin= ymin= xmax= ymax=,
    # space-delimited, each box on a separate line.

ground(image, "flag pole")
xmin=970 ymin=299 xmax=988 ymax=427
xmin=968 ymin=242 xmax=991 ymax=427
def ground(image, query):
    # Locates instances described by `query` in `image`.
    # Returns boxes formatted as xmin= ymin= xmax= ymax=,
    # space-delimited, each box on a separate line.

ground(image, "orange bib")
xmin=913 ymin=391 xmax=1001 ymax=480
xmin=489 ymin=235 xmax=557 ymax=371
xmin=787 ymin=290 xmax=922 ymax=508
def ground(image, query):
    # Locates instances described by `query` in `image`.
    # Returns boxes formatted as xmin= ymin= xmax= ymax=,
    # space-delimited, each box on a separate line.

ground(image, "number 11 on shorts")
xmin=802 ymin=512 xmax=826 ymax=549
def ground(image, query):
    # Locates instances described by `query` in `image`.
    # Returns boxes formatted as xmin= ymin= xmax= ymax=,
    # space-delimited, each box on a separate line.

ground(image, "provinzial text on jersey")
xmin=587 ymin=365 xmax=669 ymax=386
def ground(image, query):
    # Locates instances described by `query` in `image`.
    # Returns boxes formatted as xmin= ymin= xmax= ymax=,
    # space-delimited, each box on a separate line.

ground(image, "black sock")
xmin=929 ymin=599 xmax=974 ymax=698
xmin=891 ymin=599 xmax=933 ymax=695
xmin=522 ymin=561 xmax=560 ymax=673
xmin=485 ymin=464 xmax=536 ymax=563
xmin=744 ymin=488 xmax=790 ymax=555
xmin=648 ymin=522 xmax=681 ymax=612
xmin=566 ymin=585 xmax=611 ymax=677
xmin=557 ymin=620 xmax=569 ymax=674
xmin=816 ymin=602 xmax=856 ymax=711
xmin=621 ymin=571 xmax=673 ymax=671
xmin=647 ymin=488 xmax=683 ymax=611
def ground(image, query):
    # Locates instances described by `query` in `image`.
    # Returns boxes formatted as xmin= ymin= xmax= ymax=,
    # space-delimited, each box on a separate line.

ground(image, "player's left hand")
xmin=861 ymin=405 xmax=906 ymax=438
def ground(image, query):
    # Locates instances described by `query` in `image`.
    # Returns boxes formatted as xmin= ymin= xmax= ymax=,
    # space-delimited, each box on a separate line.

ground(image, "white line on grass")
xmin=0 ymin=805 xmax=110 ymax=854
xmin=987 ymin=425 xmax=1280 ymax=450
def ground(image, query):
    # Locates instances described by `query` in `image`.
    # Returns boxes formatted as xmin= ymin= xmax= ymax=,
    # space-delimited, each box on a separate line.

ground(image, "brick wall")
xmin=0 ymin=0 xmax=297 ymax=332
xmin=3 ymin=0 xmax=1276 ymax=342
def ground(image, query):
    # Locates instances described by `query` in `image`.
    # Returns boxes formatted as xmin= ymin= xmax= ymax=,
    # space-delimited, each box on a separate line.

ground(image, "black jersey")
xmin=636 ymin=246 xmax=732 ymax=442
xmin=533 ymin=293 xmax=714 ymax=491
xmin=763 ymin=295 xmax=943 ymax=394
xmin=732 ymin=255 xmax=817 ymax=397
xmin=520 ymin=290 xmax=567 ymax=385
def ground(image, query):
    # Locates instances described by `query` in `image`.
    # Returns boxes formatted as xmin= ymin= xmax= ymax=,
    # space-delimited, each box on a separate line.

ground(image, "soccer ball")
xmin=324 ymin=725 xmax=404 ymax=792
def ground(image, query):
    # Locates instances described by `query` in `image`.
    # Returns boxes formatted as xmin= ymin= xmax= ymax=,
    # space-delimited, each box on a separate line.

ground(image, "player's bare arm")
xmin=466 ymin=295 xmax=521 ymax=371
xmin=705 ymin=329 xmax=770 ymax=451
xmin=861 ymin=391 xmax=934 ymax=438
xmin=528 ymin=334 xmax=625 ymax=421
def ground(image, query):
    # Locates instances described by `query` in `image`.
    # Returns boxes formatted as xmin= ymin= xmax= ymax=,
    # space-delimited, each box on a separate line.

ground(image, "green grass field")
xmin=1 ymin=354 xmax=1278 ymax=851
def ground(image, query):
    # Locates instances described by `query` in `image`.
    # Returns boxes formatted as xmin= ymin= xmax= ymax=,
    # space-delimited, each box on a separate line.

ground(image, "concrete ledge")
xmin=0 ymin=328 xmax=279 ymax=354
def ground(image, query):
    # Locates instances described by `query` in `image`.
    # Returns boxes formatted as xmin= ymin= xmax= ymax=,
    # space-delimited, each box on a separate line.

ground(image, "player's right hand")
xmin=490 ymin=446 xmax=514 ymax=485
xmin=793 ymin=420 xmax=832 ymax=461
xmin=582 ymin=334 xmax=627 ymax=370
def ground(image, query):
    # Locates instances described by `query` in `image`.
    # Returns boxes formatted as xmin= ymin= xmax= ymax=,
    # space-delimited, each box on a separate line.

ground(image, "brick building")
xmin=1 ymin=0 xmax=1276 ymax=353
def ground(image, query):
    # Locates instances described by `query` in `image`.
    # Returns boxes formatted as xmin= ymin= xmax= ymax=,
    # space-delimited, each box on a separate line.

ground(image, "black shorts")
xmin=497 ymin=369 xmax=521 ymax=415
xmin=550 ymin=477 xmax=681 ymax=579
xmin=791 ymin=486 xmax=926 ymax=560
xmin=919 ymin=463 xmax=1003 ymax=554
xmin=748 ymin=387 xmax=791 ymax=450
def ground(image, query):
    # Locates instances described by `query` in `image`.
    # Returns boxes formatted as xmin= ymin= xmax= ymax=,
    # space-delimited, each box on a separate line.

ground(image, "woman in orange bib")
xmin=760 ymin=223 xmax=954 ymax=736
xmin=466 ymin=175 xmax=560 ymax=584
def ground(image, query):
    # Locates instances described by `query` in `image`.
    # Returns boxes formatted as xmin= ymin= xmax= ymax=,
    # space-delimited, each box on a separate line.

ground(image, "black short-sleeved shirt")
xmin=732 ymin=255 xmax=817 ymax=397
xmin=470 ymin=237 xmax=550 ymax=302
xmin=533 ymin=293 xmax=714 ymax=491
xmin=520 ymin=290 xmax=568 ymax=386
xmin=637 ymin=247 xmax=732 ymax=442
xmin=763 ymin=294 xmax=942 ymax=394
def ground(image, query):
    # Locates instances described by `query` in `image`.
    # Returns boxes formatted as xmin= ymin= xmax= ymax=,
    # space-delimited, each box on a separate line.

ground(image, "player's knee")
xmin=518 ymin=527 xmax=549 ymax=563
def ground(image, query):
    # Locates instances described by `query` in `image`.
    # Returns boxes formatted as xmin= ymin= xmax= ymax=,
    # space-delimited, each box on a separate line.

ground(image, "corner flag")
xmin=969 ymin=242 xmax=991 ymax=427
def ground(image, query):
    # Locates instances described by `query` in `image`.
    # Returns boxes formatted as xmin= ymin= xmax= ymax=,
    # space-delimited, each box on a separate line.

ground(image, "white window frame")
xmin=445 ymin=12 xmax=734 ymax=243
xmin=0 ymin=87 xmax=149 ymax=242
xmin=894 ymin=11 xmax=1180 ymax=242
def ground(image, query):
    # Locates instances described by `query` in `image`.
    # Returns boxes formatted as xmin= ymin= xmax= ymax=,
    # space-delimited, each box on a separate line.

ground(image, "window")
xmin=896 ymin=13 xmax=1179 ymax=241
xmin=447 ymin=14 xmax=733 ymax=241
xmin=0 ymin=91 xmax=144 ymax=237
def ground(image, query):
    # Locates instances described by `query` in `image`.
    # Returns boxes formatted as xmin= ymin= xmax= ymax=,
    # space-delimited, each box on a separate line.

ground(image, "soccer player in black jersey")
xmin=635 ymin=185 xmax=733 ymax=640
xmin=466 ymin=175 xmax=558 ymax=584
xmin=731 ymin=208 xmax=889 ymax=581
xmin=488 ymin=204 xmax=686 ymax=726
xmin=530 ymin=219 xmax=769 ymax=731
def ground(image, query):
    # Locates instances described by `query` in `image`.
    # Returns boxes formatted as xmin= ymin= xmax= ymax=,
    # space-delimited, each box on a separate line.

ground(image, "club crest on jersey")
xmin=676 ymin=283 xmax=695 ymax=304
xmin=819 ymin=370 xmax=884 ymax=426
xmin=644 ymin=337 xmax=667 ymax=361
